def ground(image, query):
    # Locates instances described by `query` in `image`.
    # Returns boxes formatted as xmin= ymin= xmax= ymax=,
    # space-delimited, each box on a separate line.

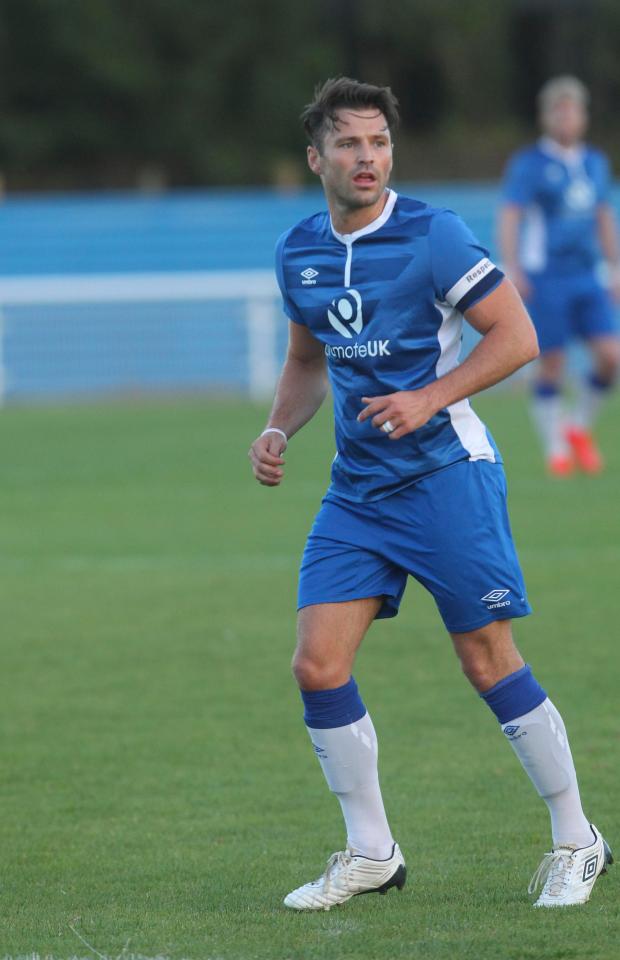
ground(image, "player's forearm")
xmin=597 ymin=206 xmax=620 ymax=268
xmin=423 ymin=319 xmax=539 ymax=415
xmin=265 ymin=353 xmax=329 ymax=439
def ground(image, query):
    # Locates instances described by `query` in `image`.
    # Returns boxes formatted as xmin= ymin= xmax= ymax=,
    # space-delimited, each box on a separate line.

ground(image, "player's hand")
xmin=358 ymin=389 xmax=436 ymax=440
xmin=248 ymin=431 xmax=288 ymax=486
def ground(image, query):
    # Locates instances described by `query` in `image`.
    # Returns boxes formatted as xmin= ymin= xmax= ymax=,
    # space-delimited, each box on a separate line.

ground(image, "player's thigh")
xmin=294 ymin=597 xmax=383 ymax=688
xmin=573 ymin=278 xmax=617 ymax=348
xmin=397 ymin=461 xmax=532 ymax=635
xmin=295 ymin=530 xmax=406 ymax=688
xmin=450 ymin=618 xmax=524 ymax=692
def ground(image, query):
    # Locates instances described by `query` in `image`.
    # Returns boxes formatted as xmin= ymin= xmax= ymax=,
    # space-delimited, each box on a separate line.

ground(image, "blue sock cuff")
xmin=534 ymin=381 xmax=560 ymax=399
xmin=589 ymin=372 xmax=613 ymax=392
xmin=481 ymin=664 xmax=547 ymax=724
xmin=301 ymin=676 xmax=366 ymax=729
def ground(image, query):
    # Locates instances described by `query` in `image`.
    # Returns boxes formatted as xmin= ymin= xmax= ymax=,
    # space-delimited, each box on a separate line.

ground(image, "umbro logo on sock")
xmin=503 ymin=725 xmax=520 ymax=737
xmin=312 ymin=743 xmax=328 ymax=758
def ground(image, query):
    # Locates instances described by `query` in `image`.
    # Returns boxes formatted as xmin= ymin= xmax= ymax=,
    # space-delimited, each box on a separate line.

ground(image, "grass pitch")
xmin=0 ymin=389 xmax=618 ymax=960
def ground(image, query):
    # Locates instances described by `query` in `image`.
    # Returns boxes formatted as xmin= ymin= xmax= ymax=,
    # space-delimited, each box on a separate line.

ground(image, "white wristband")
xmin=261 ymin=427 xmax=288 ymax=443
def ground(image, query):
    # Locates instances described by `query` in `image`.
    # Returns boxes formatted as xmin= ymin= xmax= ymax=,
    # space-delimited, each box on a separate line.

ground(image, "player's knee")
xmin=455 ymin=631 xmax=508 ymax=692
xmin=291 ymin=650 xmax=351 ymax=691
xmin=459 ymin=655 xmax=495 ymax=692
xmin=597 ymin=341 xmax=620 ymax=381
xmin=537 ymin=351 xmax=565 ymax=384
xmin=291 ymin=651 xmax=336 ymax=691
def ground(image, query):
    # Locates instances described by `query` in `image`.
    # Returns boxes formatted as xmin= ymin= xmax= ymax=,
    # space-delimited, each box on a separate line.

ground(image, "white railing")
xmin=0 ymin=270 xmax=282 ymax=402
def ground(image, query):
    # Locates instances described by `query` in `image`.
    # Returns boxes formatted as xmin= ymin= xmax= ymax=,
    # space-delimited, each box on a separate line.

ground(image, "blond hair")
xmin=538 ymin=76 xmax=589 ymax=116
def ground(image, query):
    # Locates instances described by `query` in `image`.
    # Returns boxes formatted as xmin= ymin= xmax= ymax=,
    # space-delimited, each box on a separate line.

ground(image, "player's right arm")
xmin=248 ymin=321 xmax=328 ymax=487
xmin=497 ymin=203 xmax=531 ymax=300
xmin=497 ymin=150 xmax=535 ymax=300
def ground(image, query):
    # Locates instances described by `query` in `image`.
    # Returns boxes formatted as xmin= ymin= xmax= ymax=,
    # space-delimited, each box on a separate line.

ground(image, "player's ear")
xmin=307 ymin=145 xmax=322 ymax=176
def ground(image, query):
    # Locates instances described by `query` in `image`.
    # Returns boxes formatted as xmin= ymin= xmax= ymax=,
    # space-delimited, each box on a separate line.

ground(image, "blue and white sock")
xmin=302 ymin=677 xmax=394 ymax=860
xmin=531 ymin=382 xmax=568 ymax=458
xmin=482 ymin=664 xmax=592 ymax=848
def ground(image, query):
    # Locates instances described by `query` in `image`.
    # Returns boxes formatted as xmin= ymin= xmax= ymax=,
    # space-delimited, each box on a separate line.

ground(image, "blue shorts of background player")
xmin=298 ymin=459 xmax=532 ymax=634
xmin=526 ymin=270 xmax=616 ymax=353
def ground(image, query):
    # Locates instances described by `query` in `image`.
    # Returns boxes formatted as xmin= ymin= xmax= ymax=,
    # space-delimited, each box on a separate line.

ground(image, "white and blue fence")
xmin=0 ymin=183 xmax=610 ymax=402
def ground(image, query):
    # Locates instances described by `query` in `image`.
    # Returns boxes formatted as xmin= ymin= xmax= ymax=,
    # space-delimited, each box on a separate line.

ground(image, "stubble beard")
xmin=335 ymin=178 xmax=386 ymax=212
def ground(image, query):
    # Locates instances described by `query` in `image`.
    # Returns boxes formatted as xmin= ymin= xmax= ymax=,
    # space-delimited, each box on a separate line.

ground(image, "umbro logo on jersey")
xmin=301 ymin=267 xmax=319 ymax=284
xmin=481 ymin=588 xmax=511 ymax=610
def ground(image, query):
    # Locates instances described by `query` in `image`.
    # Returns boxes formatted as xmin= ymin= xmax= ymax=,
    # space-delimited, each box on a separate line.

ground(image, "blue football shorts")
xmin=526 ymin=270 xmax=617 ymax=353
xmin=298 ymin=459 xmax=532 ymax=634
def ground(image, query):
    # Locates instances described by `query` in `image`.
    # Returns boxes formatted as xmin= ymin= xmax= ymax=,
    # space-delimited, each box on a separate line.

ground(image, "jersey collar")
xmin=330 ymin=189 xmax=398 ymax=244
xmin=538 ymin=136 xmax=585 ymax=169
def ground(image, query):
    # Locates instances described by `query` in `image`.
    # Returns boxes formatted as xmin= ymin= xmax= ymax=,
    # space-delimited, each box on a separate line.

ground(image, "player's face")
xmin=543 ymin=96 xmax=588 ymax=146
xmin=307 ymin=108 xmax=393 ymax=221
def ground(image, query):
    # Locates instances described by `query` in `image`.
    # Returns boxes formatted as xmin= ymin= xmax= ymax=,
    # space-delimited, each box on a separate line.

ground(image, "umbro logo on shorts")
xmin=582 ymin=853 xmax=599 ymax=883
xmin=481 ymin=589 xmax=510 ymax=602
xmin=481 ymin=588 xmax=511 ymax=610
xmin=503 ymin=724 xmax=520 ymax=737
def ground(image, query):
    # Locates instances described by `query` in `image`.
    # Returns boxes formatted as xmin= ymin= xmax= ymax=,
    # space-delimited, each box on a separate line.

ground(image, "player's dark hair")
xmin=301 ymin=76 xmax=400 ymax=152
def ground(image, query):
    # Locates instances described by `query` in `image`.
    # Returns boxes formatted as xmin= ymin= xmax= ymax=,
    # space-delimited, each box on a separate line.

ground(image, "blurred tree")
xmin=0 ymin=0 xmax=618 ymax=190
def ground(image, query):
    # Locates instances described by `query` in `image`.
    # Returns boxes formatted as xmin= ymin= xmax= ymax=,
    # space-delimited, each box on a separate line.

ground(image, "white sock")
xmin=307 ymin=712 xmax=394 ymax=860
xmin=531 ymin=390 xmax=569 ymax=458
xmin=571 ymin=375 xmax=608 ymax=430
xmin=502 ymin=698 xmax=592 ymax=848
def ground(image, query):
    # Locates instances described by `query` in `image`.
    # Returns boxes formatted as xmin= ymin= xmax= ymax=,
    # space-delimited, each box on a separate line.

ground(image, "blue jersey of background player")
xmin=499 ymin=76 xmax=620 ymax=476
xmin=249 ymin=77 xmax=611 ymax=912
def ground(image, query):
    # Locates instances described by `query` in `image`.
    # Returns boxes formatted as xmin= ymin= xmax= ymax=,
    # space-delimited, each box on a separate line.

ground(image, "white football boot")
xmin=283 ymin=842 xmax=406 ymax=911
xmin=529 ymin=824 xmax=613 ymax=907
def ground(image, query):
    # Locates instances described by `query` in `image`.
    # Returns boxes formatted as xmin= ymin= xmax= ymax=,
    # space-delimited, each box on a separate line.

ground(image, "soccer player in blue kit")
xmin=249 ymin=78 xmax=612 ymax=910
xmin=499 ymin=76 xmax=620 ymax=476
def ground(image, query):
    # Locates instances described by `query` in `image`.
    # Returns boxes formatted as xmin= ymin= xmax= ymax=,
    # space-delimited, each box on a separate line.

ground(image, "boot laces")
xmin=528 ymin=848 xmax=576 ymax=897
xmin=321 ymin=849 xmax=352 ymax=896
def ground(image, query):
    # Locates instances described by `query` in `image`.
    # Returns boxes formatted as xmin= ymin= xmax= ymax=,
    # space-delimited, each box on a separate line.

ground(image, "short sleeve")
xmin=502 ymin=151 xmax=536 ymax=206
xmin=429 ymin=210 xmax=504 ymax=313
xmin=275 ymin=231 xmax=306 ymax=325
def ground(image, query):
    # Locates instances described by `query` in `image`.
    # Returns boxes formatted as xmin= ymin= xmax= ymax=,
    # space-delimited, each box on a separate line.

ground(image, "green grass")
xmin=0 ymin=389 xmax=618 ymax=960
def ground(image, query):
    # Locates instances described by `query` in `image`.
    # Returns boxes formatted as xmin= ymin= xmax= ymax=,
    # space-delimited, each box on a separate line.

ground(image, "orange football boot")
xmin=547 ymin=453 xmax=575 ymax=477
xmin=566 ymin=427 xmax=604 ymax=474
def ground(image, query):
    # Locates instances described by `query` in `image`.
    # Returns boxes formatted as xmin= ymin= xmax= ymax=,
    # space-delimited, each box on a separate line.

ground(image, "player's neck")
xmin=328 ymin=190 xmax=390 ymax=236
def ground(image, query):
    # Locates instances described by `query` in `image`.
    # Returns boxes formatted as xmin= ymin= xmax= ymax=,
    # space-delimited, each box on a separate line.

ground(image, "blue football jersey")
xmin=275 ymin=189 xmax=505 ymax=503
xmin=502 ymin=138 xmax=611 ymax=275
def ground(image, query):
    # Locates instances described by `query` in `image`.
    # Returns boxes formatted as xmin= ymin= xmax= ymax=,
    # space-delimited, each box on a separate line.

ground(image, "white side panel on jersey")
xmin=435 ymin=300 xmax=496 ymax=462
xmin=520 ymin=204 xmax=547 ymax=273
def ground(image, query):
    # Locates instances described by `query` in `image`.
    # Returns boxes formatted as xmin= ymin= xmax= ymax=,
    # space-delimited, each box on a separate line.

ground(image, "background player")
xmin=249 ymin=77 xmax=612 ymax=911
xmin=498 ymin=76 xmax=620 ymax=476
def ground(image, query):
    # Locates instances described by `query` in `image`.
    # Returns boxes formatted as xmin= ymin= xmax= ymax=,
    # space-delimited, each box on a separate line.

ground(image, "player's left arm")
xmin=358 ymin=278 xmax=539 ymax=440
xmin=596 ymin=204 xmax=620 ymax=303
